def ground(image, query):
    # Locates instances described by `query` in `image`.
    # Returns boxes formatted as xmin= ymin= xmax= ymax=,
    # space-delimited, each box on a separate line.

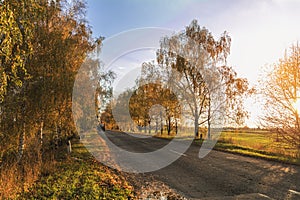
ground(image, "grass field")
xmin=216 ymin=129 xmax=300 ymax=164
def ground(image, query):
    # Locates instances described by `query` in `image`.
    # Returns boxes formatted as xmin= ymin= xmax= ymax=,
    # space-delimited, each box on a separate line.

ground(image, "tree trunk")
xmin=208 ymin=119 xmax=211 ymax=140
xmin=67 ymin=140 xmax=72 ymax=154
xmin=144 ymin=122 xmax=147 ymax=133
xmin=160 ymin=112 xmax=163 ymax=135
xmin=39 ymin=120 xmax=44 ymax=146
xmin=155 ymin=118 xmax=158 ymax=133
xmin=208 ymin=100 xmax=211 ymax=139
xmin=194 ymin=113 xmax=199 ymax=138
xmin=148 ymin=120 xmax=151 ymax=134
xmin=175 ymin=119 xmax=178 ymax=135
xmin=18 ymin=122 xmax=26 ymax=162
xmin=167 ymin=116 xmax=171 ymax=135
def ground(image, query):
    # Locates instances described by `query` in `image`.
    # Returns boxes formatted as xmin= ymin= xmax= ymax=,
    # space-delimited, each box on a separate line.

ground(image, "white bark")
xmin=39 ymin=120 xmax=44 ymax=146
xmin=67 ymin=140 xmax=72 ymax=153
xmin=18 ymin=122 xmax=25 ymax=161
xmin=208 ymin=98 xmax=211 ymax=139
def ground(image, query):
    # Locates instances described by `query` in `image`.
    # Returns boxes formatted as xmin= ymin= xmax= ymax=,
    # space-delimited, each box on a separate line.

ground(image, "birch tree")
xmin=157 ymin=20 xmax=231 ymax=137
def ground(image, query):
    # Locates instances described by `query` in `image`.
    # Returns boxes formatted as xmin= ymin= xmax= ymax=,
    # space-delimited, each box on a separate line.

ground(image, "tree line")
xmin=100 ymin=20 xmax=252 ymax=138
xmin=0 ymin=0 xmax=109 ymax=198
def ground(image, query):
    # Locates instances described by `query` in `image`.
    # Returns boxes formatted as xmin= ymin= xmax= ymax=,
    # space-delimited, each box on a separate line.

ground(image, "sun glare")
xmin=293 ymin=99 xmax=300 ymax=112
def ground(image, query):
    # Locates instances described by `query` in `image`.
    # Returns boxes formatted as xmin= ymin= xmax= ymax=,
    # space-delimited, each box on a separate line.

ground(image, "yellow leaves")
xmin=0 ymin=71 xmax=8 ymax=101
xmin=14 ymin=79 xmax=22 ymax=87
xmin=0 ymin=0 xmax=44 ymax=101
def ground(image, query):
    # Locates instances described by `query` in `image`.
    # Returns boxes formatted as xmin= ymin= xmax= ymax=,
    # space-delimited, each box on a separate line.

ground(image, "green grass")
xmin=19 ymin=140 xmax=134 ymax=200
xmin=215 ymin=130 xmax=300 ymax=165
xmin=214 ymin=142 xmax=300 ymax=165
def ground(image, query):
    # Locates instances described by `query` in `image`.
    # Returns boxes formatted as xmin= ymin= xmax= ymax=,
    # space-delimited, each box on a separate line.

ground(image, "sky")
xmin=85 ymin=0 xmax=300 ymax=127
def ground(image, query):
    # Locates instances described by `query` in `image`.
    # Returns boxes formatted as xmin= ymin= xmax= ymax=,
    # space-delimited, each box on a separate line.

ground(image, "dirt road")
xmin=100 ymin=131 xmax=300 ymax=199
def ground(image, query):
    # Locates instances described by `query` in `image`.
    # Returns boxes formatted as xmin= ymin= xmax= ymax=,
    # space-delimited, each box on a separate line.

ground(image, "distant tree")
xmin=100 ymin=103 xmax=118 ymax=130
xmin=107 ymin=62 xmax=181 ymax=135
xmin=261 ymin=43 xmax=300 ymax=153
xmin=157 ymin=20 xmax=231 ymax=138
xmin=143 ymin=62 xmax=180 ymax=134
xmin=127 ymin=82 xmax=180 ymax=135
xmin=157 ymin=20 xmax=252 ymax=138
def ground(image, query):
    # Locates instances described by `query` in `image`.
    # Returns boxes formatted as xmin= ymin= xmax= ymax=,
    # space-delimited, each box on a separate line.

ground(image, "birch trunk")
xmin=208 ymin=100 xmax=211 ymax=140
xmin=39 ymin=120 xmax=44 ymax=146
xmin=18 ymin=122 xmax=25 ymax=162
xmin=194 ymin=113 xmax=199 ymax=138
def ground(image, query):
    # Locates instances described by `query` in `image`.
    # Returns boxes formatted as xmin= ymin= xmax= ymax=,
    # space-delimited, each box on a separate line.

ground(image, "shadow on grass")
xmin=214 ymin=142 xmax=300 ymax=166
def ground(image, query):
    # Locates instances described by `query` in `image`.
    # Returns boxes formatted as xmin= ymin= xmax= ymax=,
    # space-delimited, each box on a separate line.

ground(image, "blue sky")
xmin=87 ymin=0 xmax=237 ymax=37
xmin=86 ymin=0 xmax=300 ymax=127
xmin=86 ymin=0 xmax=300 ymax=81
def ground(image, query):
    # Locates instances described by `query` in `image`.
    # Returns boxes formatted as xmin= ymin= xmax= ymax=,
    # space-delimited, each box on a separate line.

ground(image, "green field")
xmin=216 ymin=129 xmax=300 ymax=164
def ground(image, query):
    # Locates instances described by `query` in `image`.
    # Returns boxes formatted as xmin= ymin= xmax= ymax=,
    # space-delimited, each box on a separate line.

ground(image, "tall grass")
xmin=0 ymin=133 xmax=42 ymax=199
xmin=18 ymin=140 xmax=134 ymax=199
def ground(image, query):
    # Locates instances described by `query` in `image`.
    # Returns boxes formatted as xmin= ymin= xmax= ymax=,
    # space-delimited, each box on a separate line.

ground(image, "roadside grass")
xmin=18 ymin=140 xmax=134 ymax=200
xmin=214 ymin=130 xmax=300 ymax=165
xmin=214 ymin=142 xmax=300 ymax=165
xmin=218 ymin=131 xmax=299 ymax=155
